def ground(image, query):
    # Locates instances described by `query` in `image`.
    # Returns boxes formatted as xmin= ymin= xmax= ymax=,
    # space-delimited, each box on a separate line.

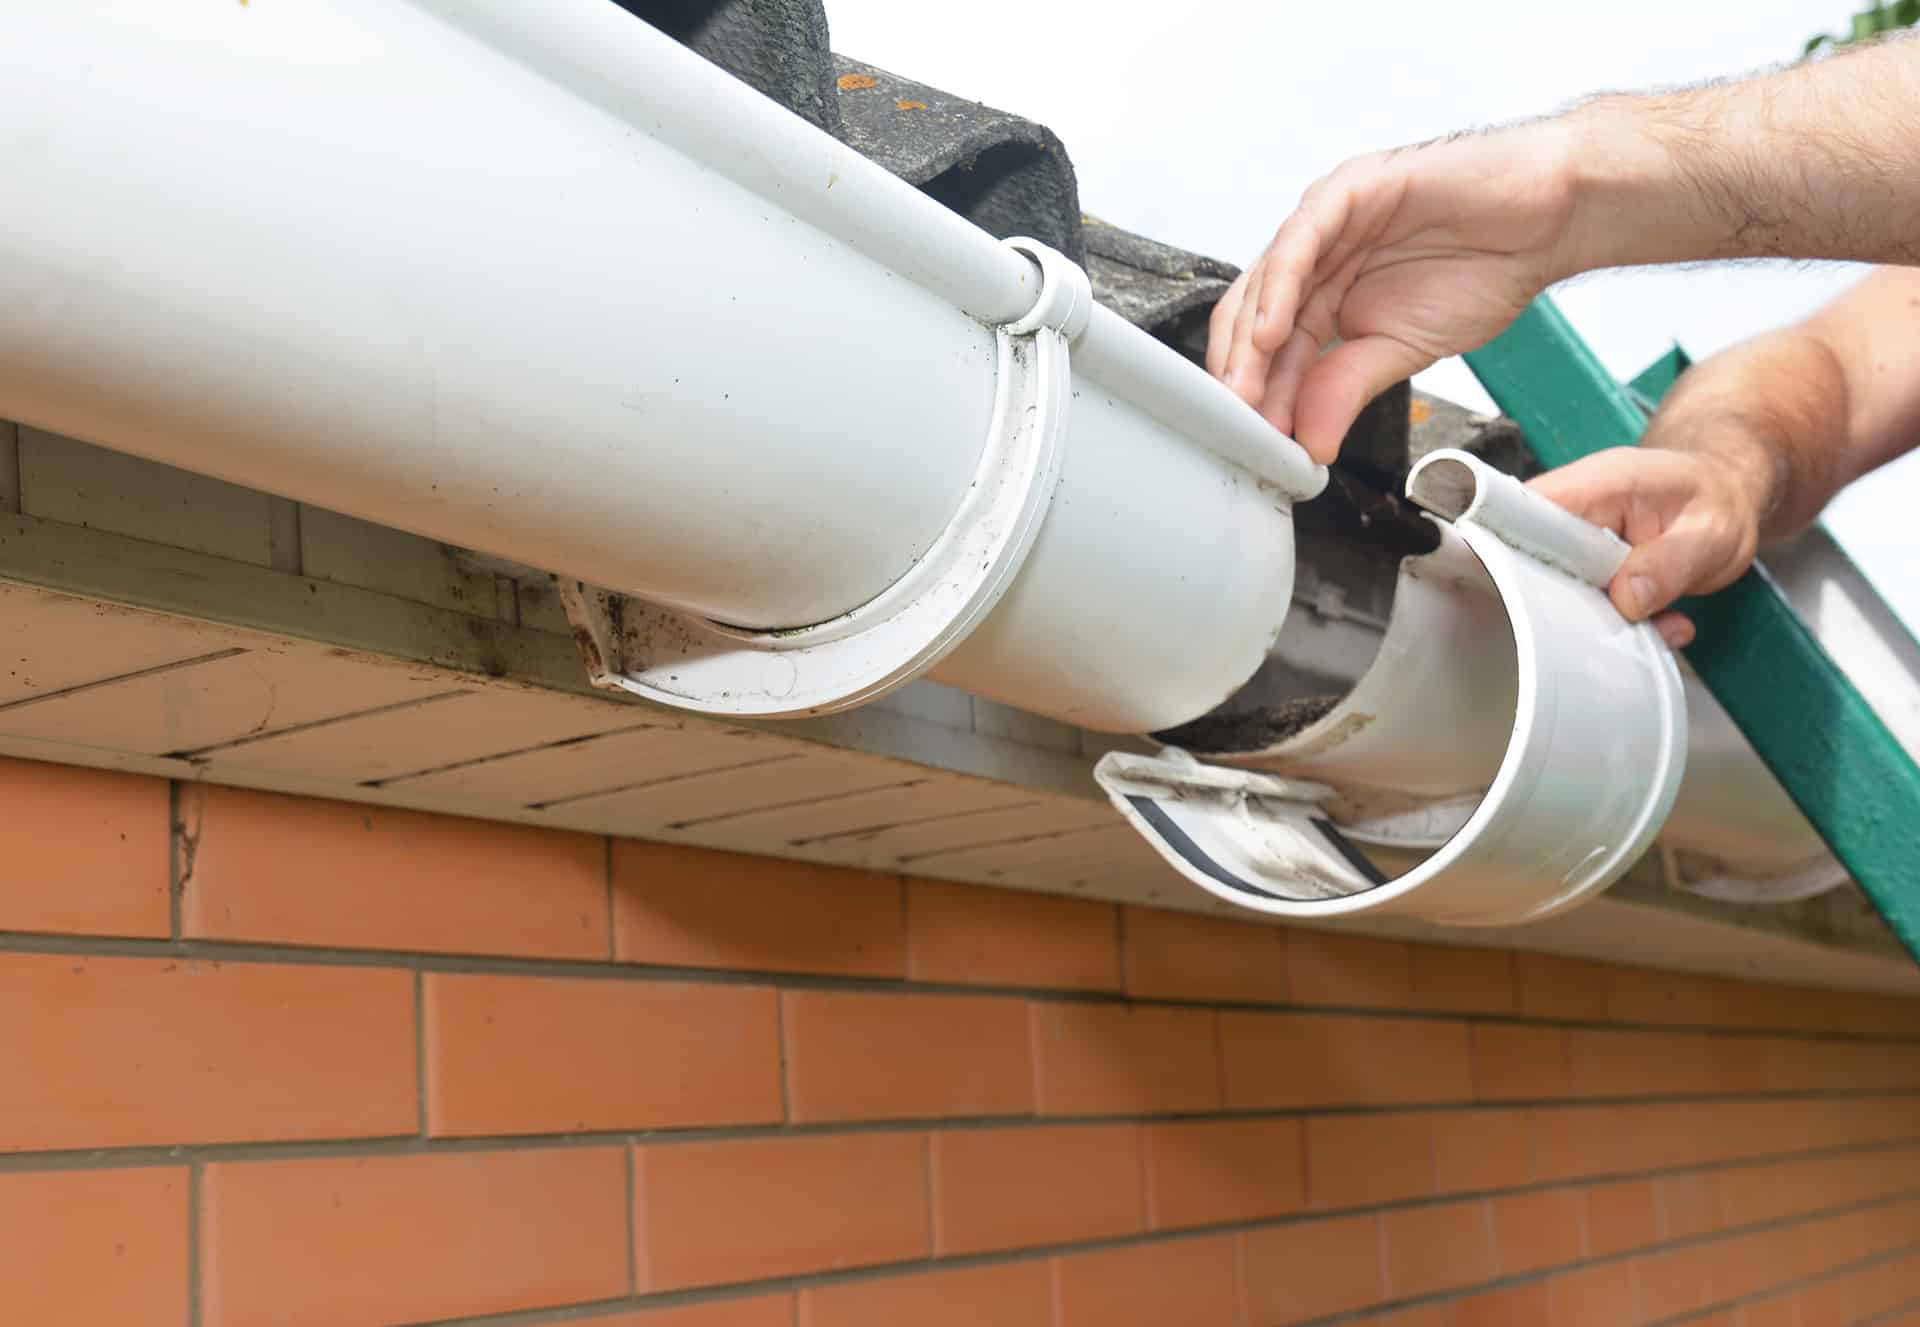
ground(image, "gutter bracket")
xmin=1097 ymin=449 xmax=1688 ymax=926
xmin=560 ymin=236 xmax=1088 ymax=718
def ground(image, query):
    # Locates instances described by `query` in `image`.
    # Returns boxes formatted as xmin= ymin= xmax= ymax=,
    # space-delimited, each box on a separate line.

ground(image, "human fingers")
xmin=1223 ymin=257 xmax=1270 ymax=403
xmin=1605 ymin=509 xmax=1753 ymax=620
xmin=1251 ymin=170 xmax=1358 ymax=357
xmin=1289 ymin=332 xmax=1432 ymax=462
xmin=1206 ymin=271 xmax=1248 ymax=380
xmin=1526 ymin=448 xmax=1691 ymax=539
xmin=1653 ymin=611 xmax=1695 ymax=651
xmin=1253 ymin=326 xmax=1322 ymax=439
xmin=1528 ymin=450 xmax=1757 ymax=619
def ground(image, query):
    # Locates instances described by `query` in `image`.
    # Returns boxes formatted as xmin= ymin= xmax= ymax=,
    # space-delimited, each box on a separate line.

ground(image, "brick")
xmin=1146 ymin=1118 xmax=1306 ymax=1228
xmin=1529 ymin=1105 xmax=1640 ymax=1182
xmin=783 ymin=990 xmax=1032 ymax=1123
xmin=931 ymin=1124 xmax=1142 ymax=1254
xmin=1707 ymin=1230 xmax=1779 ymax=1306
xmin=1286 ymin=930 xmax=1413 ymax=1008
xmin=1657 ymin=1171 xmax=1723 ymax=1239
xmin=1568 ymin=1029 xmax=1719 ymax=1097
xmin=182 ymin=784 xmax=607 ymax=957
xmin=613 ymin=840 xmax=903 ymax=977
xmin=0 ymin=759 xmax=168 ymax=938
xmin=1121 ymin=905 xmax=1288 ymax=1003
xmin=424 ymin=973 xmax=782 ymax=1137
xmin=634 ymin=1134 xmax=928 ymax=1290
xmin=580 ymin=1298 xmax=795 ymax=1327
xmin=1717 ymin=1157 xmax=1816 ymax=1227
xmin=1378 ymin=1309 xmax=1457 ymax=1327
xmin=1583 ymin=1179 xmax=1659 ymax=1257
xmin=1409 ymin=946 xmax=1516 ymax=1015
xmin=1052 ymin=1234 xmax=1242 ymax=1327
xmin=1699 ymin=1035 xmax=1773 ymax=1095
xmin=0 ymin=953 xmax=414 ymax=1151
xmin=801 ymin=1263 xmax=1051 ymax=1327
xmin=1633 ymin=1245 xmax=1721 ymax=1323
xmin=908 ymin=880 xmax=1119 ymax=990
xmin=1432 ymin=1109 xmax=1534 ymax=1194
xmin=1607 ymin=966 xmax=1732 ymax=1027
xmin=1221 ymin=1012 xmax=1473 ymax=1109
xmin=202 ymin=1149 xmax=628 ymax=1327
xmin=1242 ymin=1214 xmax=1384 ymax=1325
xmin=1307 ymin=1113 xmax=1432 ymax=1209
xmin=1029 ymin=1003 xmax=1220 ymax=1115
xmin=1544 ymin=1263 xmax=1638 ymax=1327
xmin=1470 ymin=1024 xmax=1571 ymax=1101
xmin=1382 ymin=1200 xmax=1495 ymax=1299
xmin=1512 ymin=952 xmax=1609 ymax=1022
xmin=1491 ymin=1189 xmax=1586 ymax=1275
xmin=0 ymin=1168 xmax=188 ymax=1326
xmin=1454 ymin=1282 xmax=1549 ymax=1327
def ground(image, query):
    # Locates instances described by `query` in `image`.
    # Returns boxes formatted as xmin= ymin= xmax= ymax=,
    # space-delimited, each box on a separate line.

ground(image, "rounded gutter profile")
xmin=1097 ymin=450 xmax=1689 ymax=926
xmin=0 ymin=0 xmax=1323 ymax=735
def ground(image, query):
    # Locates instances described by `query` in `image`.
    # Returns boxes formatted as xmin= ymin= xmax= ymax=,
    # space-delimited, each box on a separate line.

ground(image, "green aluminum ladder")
xmin=1463 ymin=295 xmax=1920 ymax=960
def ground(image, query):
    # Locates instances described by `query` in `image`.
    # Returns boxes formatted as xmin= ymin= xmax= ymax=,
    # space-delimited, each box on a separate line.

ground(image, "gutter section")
xmin=0 ymin=0 xmax=1322 ymax=734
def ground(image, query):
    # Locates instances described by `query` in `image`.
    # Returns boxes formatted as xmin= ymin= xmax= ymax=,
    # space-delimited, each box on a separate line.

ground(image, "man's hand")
xmin=1525 ymin=267 xmax=1920 ymax=646
xmin=1529 ymin=448 xmax=1772 ymax=652
xmin=1207 ymin=122 xmax=1585 ymax=463
xmin=1211 ymin=37 xmax=1920 ymax=465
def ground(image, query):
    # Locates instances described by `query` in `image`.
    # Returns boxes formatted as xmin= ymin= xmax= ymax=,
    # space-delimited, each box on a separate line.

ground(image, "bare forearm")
xmin=1557 ymin=36 xmax=1920 ymax=276
xmin=1647 ymin=267 xmax=1920 ymax=539
xmin=1801 ymin=265 xmax=1920 ymax=492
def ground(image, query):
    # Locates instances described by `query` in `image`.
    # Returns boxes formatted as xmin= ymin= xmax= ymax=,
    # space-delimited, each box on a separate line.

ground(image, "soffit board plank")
xmin=829 ymin=797 xmax=1118 ymax=861
xmin=0 ymin=584 xmax=251 ymax=705
xmin=703 ymin=775 xmax=1035 ymax=846
xmin=206 ymin=685 xmax=640 ymax=784
xmin=386 ymin=722 xmax=787 ymax=804
xmin=538 ymin=751 xmax=913 ymax=833
xmin=0 ymin=645 xmax=454 ymax=757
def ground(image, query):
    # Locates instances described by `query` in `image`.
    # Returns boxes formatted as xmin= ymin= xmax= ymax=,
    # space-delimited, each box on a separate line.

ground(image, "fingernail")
xmin=1626 ymin=576 xmax=1657 ymax=618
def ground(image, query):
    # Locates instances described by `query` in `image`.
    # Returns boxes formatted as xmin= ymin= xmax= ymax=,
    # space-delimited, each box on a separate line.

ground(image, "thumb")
xmin=1291 ymin=334 xmax=1433 ymax=463
xmin=1606 ymin=517 xmax=1737 ymax=621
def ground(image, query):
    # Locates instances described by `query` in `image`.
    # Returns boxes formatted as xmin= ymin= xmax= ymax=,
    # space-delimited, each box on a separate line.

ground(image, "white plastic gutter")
xmin=0 ymin=0 xmax=1321 ymax=734
xmin=0 ymin=0 xmax=1832 ymax=923
xmin=1099 ymin=452 xmax=1839 ymax=925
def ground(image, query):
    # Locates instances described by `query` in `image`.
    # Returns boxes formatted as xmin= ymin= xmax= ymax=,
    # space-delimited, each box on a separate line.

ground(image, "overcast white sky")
xmin=826 ymin=0 xmax=1920 ymax=626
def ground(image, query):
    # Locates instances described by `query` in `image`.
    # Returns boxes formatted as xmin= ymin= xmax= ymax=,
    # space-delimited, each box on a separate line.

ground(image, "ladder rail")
xmin=1464 ymin=295 xmax=1920 ymax=961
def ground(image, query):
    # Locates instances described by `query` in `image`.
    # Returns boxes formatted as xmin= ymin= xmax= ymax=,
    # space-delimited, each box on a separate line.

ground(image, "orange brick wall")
xmin=5 ymin=756 xmax=1920 ymax=1326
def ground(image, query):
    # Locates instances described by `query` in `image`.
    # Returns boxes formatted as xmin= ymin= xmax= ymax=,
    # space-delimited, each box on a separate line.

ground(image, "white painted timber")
xmin=0 ymin=645 xmax=455 ymax=757
xmin=544 ymin=751 xmax=920 ymax=831
xmin=0 ymin=589 xmax=249 ymax=704
xmin=206 ymin=686 xmax=632 ymax=784
xmin=385 ymin=723 xmax=779 ymax=805
xmin=18 ymin=429 xmax=278 ymax=568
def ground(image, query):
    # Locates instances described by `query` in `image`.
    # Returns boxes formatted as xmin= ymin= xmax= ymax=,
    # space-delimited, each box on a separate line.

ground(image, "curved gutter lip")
xmin=411 ymin=0 xmax=1326 ymax=503
xmin=1096 ymin=451 xmax=1688 ymax=926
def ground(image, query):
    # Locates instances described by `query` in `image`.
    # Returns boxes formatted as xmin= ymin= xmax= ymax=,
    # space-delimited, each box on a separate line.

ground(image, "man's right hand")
xmin=1528 ymin=447 xmax=1773 ymax=652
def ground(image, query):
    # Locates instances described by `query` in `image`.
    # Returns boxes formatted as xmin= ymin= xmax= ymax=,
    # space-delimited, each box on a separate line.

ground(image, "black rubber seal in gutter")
xmin=1123 ymin=795 xmax=1388 ymax=898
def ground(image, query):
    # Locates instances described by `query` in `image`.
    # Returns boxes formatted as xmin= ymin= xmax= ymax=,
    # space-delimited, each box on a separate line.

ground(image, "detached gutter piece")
xmin=1097 ymin=450 xmax=1688 ymax=926
xmin=560 ymin=237 xmax=1086 ymax=717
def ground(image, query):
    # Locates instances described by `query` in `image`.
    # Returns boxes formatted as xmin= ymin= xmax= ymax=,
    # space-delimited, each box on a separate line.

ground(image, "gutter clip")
xmin=560 ymin=236 xmax=1088 ymax=717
